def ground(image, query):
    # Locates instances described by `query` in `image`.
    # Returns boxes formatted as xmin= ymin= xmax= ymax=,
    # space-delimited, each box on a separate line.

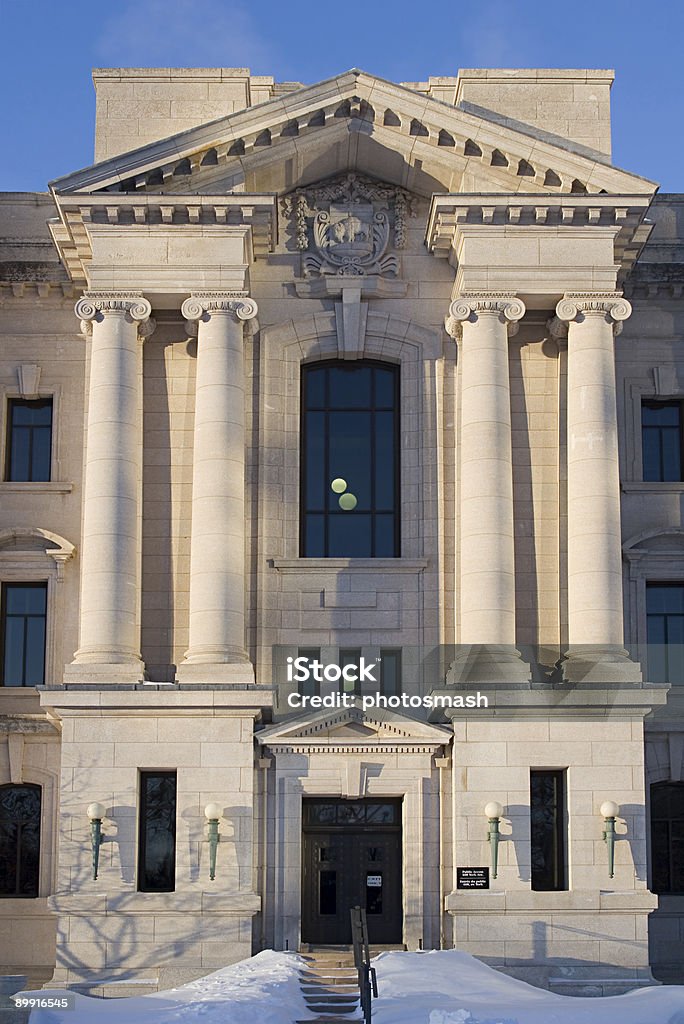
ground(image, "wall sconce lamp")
xmin=484 ymin=801 xmax=504 ymax=879
xmin=204 ymin=803 xmax=222 ymax=881
xmin=86 ymin=802 xmax=106 ymax=880
xmin=601 ymin=800 xmax=619 ymax=879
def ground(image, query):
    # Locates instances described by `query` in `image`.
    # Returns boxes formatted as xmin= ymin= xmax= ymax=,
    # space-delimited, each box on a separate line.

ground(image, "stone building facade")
xmin=0 ymin=65 xmax=683 ymax=996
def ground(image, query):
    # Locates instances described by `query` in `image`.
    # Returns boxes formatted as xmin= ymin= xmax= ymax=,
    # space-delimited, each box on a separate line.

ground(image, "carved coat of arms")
xmin=282 ymin=174 xmax=413 ymax=279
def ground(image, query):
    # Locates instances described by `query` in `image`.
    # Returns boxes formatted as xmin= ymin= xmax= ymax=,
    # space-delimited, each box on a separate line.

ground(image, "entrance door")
xmin=302 ymin=798 xmax=402 ymax=944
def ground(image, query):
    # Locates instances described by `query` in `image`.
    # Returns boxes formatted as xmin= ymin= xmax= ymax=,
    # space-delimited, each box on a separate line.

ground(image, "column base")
xmin=63 ymin=659 xmax=146 ymax=685
xmin=447 ymin=644 xmax=531 ymax=685
xmin=561 ymin=646 xmax=642 ymax=683
xmin=176 ymin=651 xmax=255 ymax=686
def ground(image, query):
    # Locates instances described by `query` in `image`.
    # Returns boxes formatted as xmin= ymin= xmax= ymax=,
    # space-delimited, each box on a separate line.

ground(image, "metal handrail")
xmin=350 ymin=906 xmax=377 ymax=1024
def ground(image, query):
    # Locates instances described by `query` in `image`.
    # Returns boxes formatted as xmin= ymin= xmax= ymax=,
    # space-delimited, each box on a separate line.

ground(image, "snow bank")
xmin=23 ymin=950 xmax=312 ymax=1024
xmin=18 ymin=947 xmax=684 ymax=1024
xmin=372 ymin=950 xmax=684 ymax=1024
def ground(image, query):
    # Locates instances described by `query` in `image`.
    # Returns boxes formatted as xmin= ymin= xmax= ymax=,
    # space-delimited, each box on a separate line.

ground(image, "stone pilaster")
xmin=66 ymin=293 xmax=154 ymax=682
xmin=446 ymin=294 xmax=530 ymax=683
xmin=555 ymin=293 xmax=641 ymax=682
xmin=177 ymin=292 xmax=258 ymax=684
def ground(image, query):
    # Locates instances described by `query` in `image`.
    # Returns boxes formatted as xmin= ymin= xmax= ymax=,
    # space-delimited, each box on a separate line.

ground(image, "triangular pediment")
xmin=257 ymin=706 xmax=451 ymax=751
xmin=50 ymin=69 xmax=656 ymax=201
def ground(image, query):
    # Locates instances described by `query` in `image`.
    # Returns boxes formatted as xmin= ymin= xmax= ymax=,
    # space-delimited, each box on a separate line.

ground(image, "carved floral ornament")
xmin=74 ymin=294 xmax=155 ymax=338
xmin=281 ymin=174 xmax=415 ymax=279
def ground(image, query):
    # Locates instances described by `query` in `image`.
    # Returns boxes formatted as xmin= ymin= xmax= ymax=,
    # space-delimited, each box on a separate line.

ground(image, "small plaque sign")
xmin=456 ymin=867 xmax=489 ymax=889
xmin=366 ymin=874 xmax=382 ymax=887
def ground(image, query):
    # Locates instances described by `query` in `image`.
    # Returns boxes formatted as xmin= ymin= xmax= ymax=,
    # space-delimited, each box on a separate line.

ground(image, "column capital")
xmin=555 ymin=292 xmax=632 ymax=332
xmin=445 ymin=293 xmax=525 ymax=340
xmin=75 ymin=293 xmax=155 ymax=338
xmin=181 ymin=292 xmax=258 ymax=328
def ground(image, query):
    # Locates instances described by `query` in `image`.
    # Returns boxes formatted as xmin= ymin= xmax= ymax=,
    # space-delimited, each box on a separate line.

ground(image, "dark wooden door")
xmin=301 ymin=799 xmax=402 ymax=944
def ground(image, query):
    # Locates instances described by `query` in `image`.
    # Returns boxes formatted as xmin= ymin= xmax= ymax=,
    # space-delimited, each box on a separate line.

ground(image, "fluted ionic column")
xmin=177 ymin=293 xmax=258 ymax=683
xmin=555 ymin=293 xmax=640 ymax=681
xmin=67 ymin=293 xmax=154 ymax=681
xmin=446 ymin=294 xmax=530 ymax=683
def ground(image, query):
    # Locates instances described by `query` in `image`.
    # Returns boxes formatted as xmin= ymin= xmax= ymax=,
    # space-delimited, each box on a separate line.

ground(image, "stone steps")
xmin=298 ymin=951 xmax=363 ymax=1023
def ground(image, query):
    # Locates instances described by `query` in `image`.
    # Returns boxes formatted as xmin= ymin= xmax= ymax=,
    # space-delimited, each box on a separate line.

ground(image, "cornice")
xmin=48 ymin=193 xmax=278 ymax=287
xmin=426 ymin=193 xmax=654 ymax=280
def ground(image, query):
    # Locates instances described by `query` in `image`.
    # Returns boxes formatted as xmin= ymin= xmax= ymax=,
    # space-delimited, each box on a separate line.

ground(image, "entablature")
xmin=48 ymin=193 xmax=278 ymax=289
xmin=426 ymin=193 xmax=655 ymax=301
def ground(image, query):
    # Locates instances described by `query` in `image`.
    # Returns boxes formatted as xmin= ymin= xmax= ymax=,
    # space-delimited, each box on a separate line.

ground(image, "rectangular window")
xmin=297 ymin=647 xmax=321 ymax=698
xmin=646 ymin=583 xmax=684 ymax=684
xmin=138 ymin=771 xmax=177 ymax=893
xmin=651 ymin=783 xmax=684 ymax=893
xmin=5 ymin=399 xmax=53 ymax=482
xmin=1 ymin=583 xmax=47 ymax=687
xmin=530 ymin=770 xmax=566 ymax=891
xmin=301 ymin=361 xmax=400 ymax=557
xmin=642 ymin=400 xmax=683 ymax=481
xmin=379 ymin=649 xmax=402 ymax=696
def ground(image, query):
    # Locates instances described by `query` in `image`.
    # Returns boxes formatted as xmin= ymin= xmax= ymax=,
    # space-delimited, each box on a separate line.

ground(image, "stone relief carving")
xmin=282 ymin=174 xmax=414 ymax=279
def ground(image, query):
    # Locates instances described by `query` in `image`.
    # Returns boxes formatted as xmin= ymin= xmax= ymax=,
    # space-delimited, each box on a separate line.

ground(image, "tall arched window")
xmin=0 ymin=783 xmax=41 ymax=897
xmin=301 ymin=361 xmax=400 ymax=557
xmin=651 ymin=781 xmax=684 ymax=893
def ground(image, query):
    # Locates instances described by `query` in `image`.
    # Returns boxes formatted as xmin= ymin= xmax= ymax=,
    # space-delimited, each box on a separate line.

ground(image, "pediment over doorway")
xmin=256 ymin=706 xmax=451 ymax=754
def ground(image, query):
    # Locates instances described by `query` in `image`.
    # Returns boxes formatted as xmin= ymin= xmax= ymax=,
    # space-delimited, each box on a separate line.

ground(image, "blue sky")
xmin=1 ymin=0 xmax=681 ymax=192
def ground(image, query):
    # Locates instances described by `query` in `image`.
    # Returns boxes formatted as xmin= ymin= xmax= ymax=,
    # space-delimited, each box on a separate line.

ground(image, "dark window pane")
xmin=138 ymin=772 xmax=176 ymax=892
xmin=328 ymin=514 xmax=372 ymax=557
xmin=6 ymin=586 xmax=47 ymax=616
xmin=0 ymin=784 xmax=41 ymax=897
xmin=365 ymin=804 xmax=397 ymax=825
xmin=3 ymin=618 xmax=25 ymax=687
xmin=642 ymin=401 xmax=682 ymax=482
xmin=374 ymin=368 xmax=396 ymax=408
xmin=647 ymin=585 xmax=684 ymax=683
xmin=9 ymin=428 xmax=30 ymax=481
xmin=24 ymin=617 xmax=47 ymax=686
xmin=375 ymin=412 xmax=395 ymax=508
xmin=6 ymin=399 xmax=52 ymax=482
xmin=329 ymin=366 xmax=371 ymax=408
xmin=305 ymin=367 xmax=326 ymax=408
xmin=530 ymin=770 xmax=566 ymax=891
xmin=304 ymin=515 xmax=325 ymax=557
xmin=305 ymin=412 xmax=326 ymax=509
xmin=328 ymin=411 xmax=371 ymax=509
xmin=374 ymin=515 xmax=395 ymax=557
xmin=380 ymin=650 xmax=401 ymax=696
xmin=1 ymin=584 xmax=47 ymax=687
xmin=319 ymin=871 xmax=337 ymax=914
xmin=651 ymin=783 xmax=684 ymax=893
xmin=32 ymin=429 xmax=52 ymax=481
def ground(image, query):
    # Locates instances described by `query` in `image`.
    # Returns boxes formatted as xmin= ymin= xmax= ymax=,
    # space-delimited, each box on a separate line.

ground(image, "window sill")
xmin=622 ymin=481 xmax=684 ymax=493
xmin=0 ymin=481 xmax=73 ymax=493
xmin=271 ymin=558 xmax=428 ymax=573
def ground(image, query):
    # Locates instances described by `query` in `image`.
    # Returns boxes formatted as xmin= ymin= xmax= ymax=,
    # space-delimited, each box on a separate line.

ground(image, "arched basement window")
xmin=300 ymin=361 xmax=400 ymax=557
xmin=0 ymin=783 xmax=41 ymax=897
xmin=651 ymin=781 xmax=684 ymax=893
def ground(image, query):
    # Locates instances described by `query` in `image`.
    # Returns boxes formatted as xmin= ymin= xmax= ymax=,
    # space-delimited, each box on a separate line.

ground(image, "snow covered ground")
xmin=18 ymin=947 xmax=684 ymax=1024
xmin=373 ymin=950 xmax=684 ymax=1024
xmin=23 ymin=951 xmax=310 ymax=1024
